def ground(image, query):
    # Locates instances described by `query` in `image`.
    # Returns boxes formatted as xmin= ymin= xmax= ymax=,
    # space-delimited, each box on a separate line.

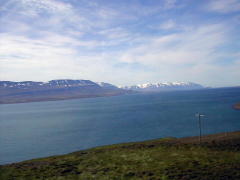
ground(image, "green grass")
xmin=1 ymin=132 xmax=240 ymax=180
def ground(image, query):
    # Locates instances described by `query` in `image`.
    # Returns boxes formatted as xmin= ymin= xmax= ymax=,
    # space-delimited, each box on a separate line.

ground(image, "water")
xmin=0 ymin=87 xmax=240 ymax=164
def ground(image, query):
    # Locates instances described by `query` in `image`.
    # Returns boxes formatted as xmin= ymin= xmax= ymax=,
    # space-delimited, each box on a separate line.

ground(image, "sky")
xmin=0 ymin=0 xmax=239 ymax=87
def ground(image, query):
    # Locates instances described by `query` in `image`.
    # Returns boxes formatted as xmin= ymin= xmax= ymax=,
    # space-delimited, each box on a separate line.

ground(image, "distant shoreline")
xmin=233 ymin=102 xmax=240 ymax=110
xmin=0 ymin=93 xmax=124 ymax=105
xmin=0 ymin=85 xmax=239 ymax=105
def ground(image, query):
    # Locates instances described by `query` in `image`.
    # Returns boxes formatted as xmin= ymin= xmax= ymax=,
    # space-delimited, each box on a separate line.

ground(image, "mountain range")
xmin=0 ymin=80 xmax=125 ymax=104
xmin=120 ymin=82 xmax=203 ymax=92
xmin=0 ymin=80 xmax=204 ymax=104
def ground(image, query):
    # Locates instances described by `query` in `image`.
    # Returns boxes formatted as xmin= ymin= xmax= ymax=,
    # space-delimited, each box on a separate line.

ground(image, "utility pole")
xmin=195 ymin=113 xmax=205 ymax=144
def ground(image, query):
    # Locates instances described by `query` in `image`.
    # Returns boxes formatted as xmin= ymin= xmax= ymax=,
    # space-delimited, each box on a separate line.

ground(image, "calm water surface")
xmin=0 ymin=88 xmax=240 ymax=164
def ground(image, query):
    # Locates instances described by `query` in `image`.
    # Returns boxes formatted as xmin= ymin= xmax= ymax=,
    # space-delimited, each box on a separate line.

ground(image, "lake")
xmin=0 ymin=87 xmax=240 ymax=164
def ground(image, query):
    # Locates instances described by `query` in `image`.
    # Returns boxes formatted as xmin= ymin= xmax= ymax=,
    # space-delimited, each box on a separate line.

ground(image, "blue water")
xmin=0 ymin=87 xmax=240 ymax=164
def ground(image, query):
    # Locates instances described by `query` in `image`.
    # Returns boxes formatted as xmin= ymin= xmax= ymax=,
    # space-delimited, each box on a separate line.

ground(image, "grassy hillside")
xmin=1 ymin=131 xmax=240 ymax=180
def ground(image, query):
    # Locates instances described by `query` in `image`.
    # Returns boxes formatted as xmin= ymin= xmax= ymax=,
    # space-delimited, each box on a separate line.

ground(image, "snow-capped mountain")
xmin=96 ymin=82 xmax=118 ymax=89
xmin=0 ymin=79 xmax=100 ymax=89
xmin=120 ymin=82 xmax=203 ymax=92
xmin=0 ymin=79 xmax=204 ymax=104
xmin=0 ymin=79 xmax=127 ymax=104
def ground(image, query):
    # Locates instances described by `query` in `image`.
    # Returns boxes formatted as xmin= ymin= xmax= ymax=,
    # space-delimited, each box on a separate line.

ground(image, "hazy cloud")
xmin=0 ymin=0 xmax=239 ymax=87
xmin=207 ymin=0 xmax=240 ymax=13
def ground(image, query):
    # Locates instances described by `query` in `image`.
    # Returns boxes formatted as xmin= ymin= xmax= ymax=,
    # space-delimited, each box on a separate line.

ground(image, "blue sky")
xmin=0 ymin=0 xmax=239 ymax=87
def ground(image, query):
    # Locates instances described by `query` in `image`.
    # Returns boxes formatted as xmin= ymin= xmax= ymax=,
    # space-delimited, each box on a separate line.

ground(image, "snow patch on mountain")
xmin=0 ymin=80 xmax=203 ymax=92
xmin=96 ymin=82 xmax=118 ymax=89
xmin=0 ymin=80 xmax=120 ymax=91
xmin=0 ymin=80 xmax=100 ymax=89
xmin=120 ymin=82 xmax=203 ymax=91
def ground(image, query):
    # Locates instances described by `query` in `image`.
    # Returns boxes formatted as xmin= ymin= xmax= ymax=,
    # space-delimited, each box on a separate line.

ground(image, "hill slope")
xmin=1 ymin=131 xmax=240 ymax=180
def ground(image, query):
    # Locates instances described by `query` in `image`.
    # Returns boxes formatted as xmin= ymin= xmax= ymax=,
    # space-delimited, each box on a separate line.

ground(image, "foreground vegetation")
xmin=1 ymin=131 xmax=240 ymax=180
